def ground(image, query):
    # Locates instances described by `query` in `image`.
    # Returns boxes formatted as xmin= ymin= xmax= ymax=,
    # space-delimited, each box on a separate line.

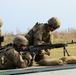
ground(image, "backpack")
xmin=25 ymin=22 xmax=39 ymax=45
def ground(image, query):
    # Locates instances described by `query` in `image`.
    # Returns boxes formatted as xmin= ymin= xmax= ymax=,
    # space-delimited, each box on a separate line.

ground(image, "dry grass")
xmin=53 ymin=28 xmax=76 ymax=43
xmin=50 ymin=44 xmax=76 ymax=58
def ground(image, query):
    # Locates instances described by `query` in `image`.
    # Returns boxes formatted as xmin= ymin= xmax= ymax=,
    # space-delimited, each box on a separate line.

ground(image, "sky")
xmin=0 ymin=0 xmax=76 ymax=34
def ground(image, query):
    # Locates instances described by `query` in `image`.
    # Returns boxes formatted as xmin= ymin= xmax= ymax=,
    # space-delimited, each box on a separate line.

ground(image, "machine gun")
xmin=0 ymin=41 xmax=76 ymax=56
xmin=0 ymin=42 xmax=70 ymax=56
xmin=26 ymin=43 xmax=67 ymax=55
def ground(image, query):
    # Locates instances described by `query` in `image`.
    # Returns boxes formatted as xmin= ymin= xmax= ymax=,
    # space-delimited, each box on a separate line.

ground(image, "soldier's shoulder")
xmin=33 ymin=22 xmax=44 ymax=30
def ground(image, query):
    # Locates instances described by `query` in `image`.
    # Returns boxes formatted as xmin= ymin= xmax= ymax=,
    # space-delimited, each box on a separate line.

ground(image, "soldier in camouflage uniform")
xmin=25 ymin=17 xmax=61 ymax=62
xmin=0 ymin=35 xmax=33 ymax=69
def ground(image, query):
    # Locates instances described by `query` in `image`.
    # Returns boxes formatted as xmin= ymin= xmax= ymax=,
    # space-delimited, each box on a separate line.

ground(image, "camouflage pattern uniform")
xmin=25 ymin=17 xmax=61 ymax=62
xmin=0 ymin=35 xmax=32 ymax=69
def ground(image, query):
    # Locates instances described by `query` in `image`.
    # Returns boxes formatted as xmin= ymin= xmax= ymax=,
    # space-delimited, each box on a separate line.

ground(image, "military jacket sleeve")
xmin=48 ymin=31 xmax=53 ymax=44
xmin=4 ymin=48 xmax=32 ymax=68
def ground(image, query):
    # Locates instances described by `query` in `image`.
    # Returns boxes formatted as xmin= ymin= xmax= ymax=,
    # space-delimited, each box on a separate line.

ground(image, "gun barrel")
xmin=65 ymin=42 xmax=76 ymax=44
xmin=28 ymin=43 xmax=67 ymax=52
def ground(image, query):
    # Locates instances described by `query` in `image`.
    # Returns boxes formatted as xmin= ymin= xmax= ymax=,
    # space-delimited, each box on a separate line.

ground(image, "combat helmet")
xmin=13 ymin=35 xmax=28 ymax=45
xmin=48 ymin=17 xmax=61 ymax=29
xmin=0 ymin=19 xmax=3 ymax=27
